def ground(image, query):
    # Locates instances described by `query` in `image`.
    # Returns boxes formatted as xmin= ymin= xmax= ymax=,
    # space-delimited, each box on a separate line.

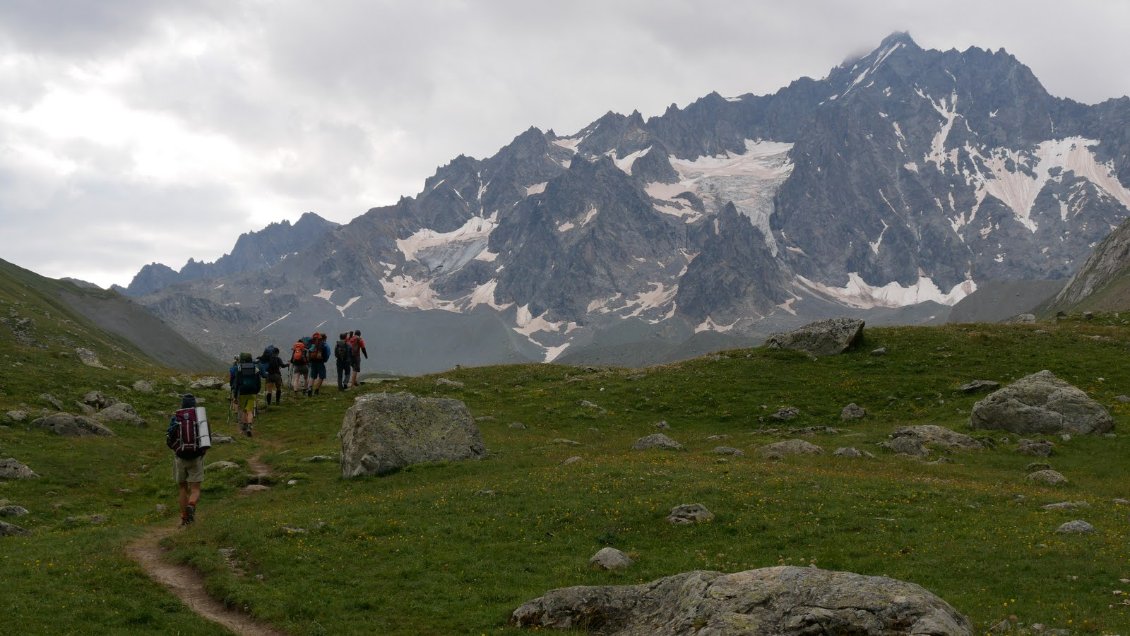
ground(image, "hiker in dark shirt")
xmin=230 ymin=352 xmax=267 ymax=436
xmin=333 ymin=332 xmax=353 ymax=391
xmin=258 ymin=345 xmax=288 ymax=407
xmin=307 ymin=332 xmax=331 ymax=396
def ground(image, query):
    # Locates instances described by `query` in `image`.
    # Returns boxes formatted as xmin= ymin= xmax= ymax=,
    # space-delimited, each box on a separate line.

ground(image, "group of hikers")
xmin=167 ymin=328 xmax=369 ymax=526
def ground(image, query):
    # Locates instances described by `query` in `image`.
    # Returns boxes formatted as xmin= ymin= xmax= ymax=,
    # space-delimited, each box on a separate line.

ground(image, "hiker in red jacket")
xmin=348 ymin=330 xmax=368 ymax=388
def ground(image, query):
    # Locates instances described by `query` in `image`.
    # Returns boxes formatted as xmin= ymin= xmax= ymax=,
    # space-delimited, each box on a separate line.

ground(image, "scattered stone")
xmin=711 ymin=446 xmax=744 ymax=456
xmin=970 ymin=370 xmax=1114 ymax=435
xmin=206 ymin=461 xmax=241 ymax=471
xmin=1007 ymin=313 xmax=1037 ymax=324
xmin=0 ymin=520 xmax=30 ymax=537
xmin=76 ymin=402 xmax=96 ymax=415
xmin=653 ymin=420 xmax=670 ymax=429
xmin=4 ymin=410 xmax=27 ymax=423
xmin=589 ymin=547 xmax=633 ymax=571
xmin=475 ymin=489 xmax=497 ymax=497
xmin=475 ymin=416 xmax=496 ymax=422
xmin=241 ymin=484 xmax=271 ymax=495
xmin=871 ymin=347 xmax=888 ymax=356
xmin=1027 ymin=470 xmax=1068 ymax=486
xmin=510 ymin=566 xmax=973 ymax=634
xmin=578 ymin=400 xmax=605 ymax=412
xmin=94 ymin=402 xmax=147 ymax=427
xmin=770 ymin=406 xmax=800 ymax=421
xmin=1026 ymin=462 xmax=1053 ymax=473
xmin=508 ymin=422 xmax=527 ymax=430
xmin=75 ymin=347 xmax=107 ymax=368
xmin=1041 ymin=501 xmax=1090 ymax=511
xmin=758 ymin=439 xmax=823 ymax=458
xmin=765 ymin=318 xmax=865 ymax=356
xmin=131 ymin=380 xmax=154 ymax=393
xmin=82 ymin=391 xmax=116 ymax=409
xmin=0 ymin=505 xmax=29 ymax=517
xmin=666 ymin=503 xmax=714 ymax=525
xmin=1056 ymin=520 xmax=1095 ymax=534
xmin=339 ymin=392 xmax=487 ymax=478
xmin=435 ymin=378 xmax=464 ymax=389
xmin=840 ymin=403 xmax=866 ymax=421
xmin=189 ymin=376 xmax=227 ymax=391
xmin=632 ymin=434 xmax=683 ymax=451
xmin=302 ymin=455 xmax=335 ymax=463
xmin=1016 ymin=439 xmax=1054 ymax=457
xmin=958 ymin=380 xmax=1000 ymax=394
xmin=552 ymin=438 xmax=581 ymax=446
xmin=834 ymin=447 xmax=875 ymax=458
xmin=211 ymin=435 xmax=235 ymax=445
xmin=31 ymin=413 xmax=115 ymax=437
xmin=705 ymin=434 xmax=729 ymax=441
xmin=1116 ymin=395 xmax=1130 ymax=403
xmin=561 ymin=456 xmax=582 ymax=466
xmin=40 ymin=393 xmax=64 ymax=411
xmin=880 ymin=425 xmax=982 ymax=457
xmin=1113 ymin=498 xmax=1129 ymax=506
xmin=280 ymin=526 xmax=308 ymax=535
xmin=0 ymin=458 xmax=39 ymax=480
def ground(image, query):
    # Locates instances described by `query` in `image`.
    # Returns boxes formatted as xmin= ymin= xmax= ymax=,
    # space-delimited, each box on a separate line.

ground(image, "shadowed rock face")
xmin=970 ymin=370 xmax=1114 ymax=435
xmin=339 ymin=392 xmax=486 ymax=478
xmin=511 ymin=565 xmax=973 ymax=635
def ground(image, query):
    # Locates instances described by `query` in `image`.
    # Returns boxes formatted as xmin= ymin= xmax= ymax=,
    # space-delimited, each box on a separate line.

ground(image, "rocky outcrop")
xmin=510 ymin=566 xmax=972 ymax=635
xmin=881 ymin=425 xmax=984 ymax=457
xmin=970 ymin=370 xmax=1114 ymax=435
xmin=93 ymin=402 xmax=147 ymax=427
xmin=632 ymin=434 xmax=683 ymax=451
xmin=758 ymin=439 xmax=824 ymax=458
xmin=765 ymin=318 xmax=864 ymax=356
xmin=339 ymin=392 xmax=486 ymax=478
xmin=32 ymin=413 xmax=115 ymax=437
xmin=0 ymin=458 xmax=39 ymax=480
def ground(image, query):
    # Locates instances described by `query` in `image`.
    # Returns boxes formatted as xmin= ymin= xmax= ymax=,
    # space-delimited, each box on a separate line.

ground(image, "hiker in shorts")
xmin=167 ymin=394 xmax=206 ymax=526
xmin=306 ymin=332 xmax=331 ymax=396
xmin=230 ymin=352 xmax=266 ymax=436
xmin=348 ymin=329 xmax=368 ymax=388
xmin=333 ymin=332 xmax=352 ymax=391
xmin=258 ymin=345 xmax=288 ymax=407
xmin=290 ymin=338 xmax=310 ymax=395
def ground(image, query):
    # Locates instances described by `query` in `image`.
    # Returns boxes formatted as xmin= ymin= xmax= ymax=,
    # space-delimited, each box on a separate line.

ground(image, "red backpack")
xmin=167 ymin=407 xmax=211 ymax=458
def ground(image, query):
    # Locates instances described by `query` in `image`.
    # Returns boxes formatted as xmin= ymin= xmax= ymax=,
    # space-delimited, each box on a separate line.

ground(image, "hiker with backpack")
xmin=230 ymin=352 xmax=267 ymax=436
xmin=258 ymin=345 xmax=288 ymax=408
xmin=166 ymin=394 xmax=210 ymax=526
xmin=333 ymin=332 xmax=352 ymax=391
xmin=306 ymin=332 xmax=331 ymax=396
xmin=290 ymin=337 xmax=310 ymax=395
xmin=348 ymin=329 xmax=368 ymax=388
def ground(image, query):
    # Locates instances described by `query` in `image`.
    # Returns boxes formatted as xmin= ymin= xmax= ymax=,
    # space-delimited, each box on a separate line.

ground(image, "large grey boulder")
xmin=31 ymin=413 xmax=114 ymax=437
xmin=970 ymin=370 xmax=1113 ymax=435
xmin=93 ymin=402 xmax=147 ymax=427
xmin=0 ymin=458 xmax=39 ymax=480
xmin=511 ymin=566 xmax=972 ymax=635
xmin=758 ymin=439 xmax=824 ymax=458
xmin=0 ymin=520 xmax=30 ymax=537
xmin=339 ymin=392 xmax=486 ymax=478
xmin=765 ymin=318 xmax=864 ymax=356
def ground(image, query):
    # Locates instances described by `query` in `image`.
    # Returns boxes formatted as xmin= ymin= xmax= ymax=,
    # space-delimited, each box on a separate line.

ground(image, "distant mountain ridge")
xmin=117 ymin=212 xmax=339 ymax=296
xmin=127 ymin=32 xmax=1130 ymax=373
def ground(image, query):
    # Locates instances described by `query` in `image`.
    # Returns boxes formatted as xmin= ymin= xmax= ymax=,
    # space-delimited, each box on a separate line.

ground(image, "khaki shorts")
xmin=174 ymin=455 xmax=205 ymax=483
xmin=237 ymin=394 xmax=256 ymax=412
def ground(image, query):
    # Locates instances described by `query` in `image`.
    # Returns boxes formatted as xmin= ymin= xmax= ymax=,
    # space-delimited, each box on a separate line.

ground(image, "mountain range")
xmin=120 ymin=32 xmax=1130 ymax=374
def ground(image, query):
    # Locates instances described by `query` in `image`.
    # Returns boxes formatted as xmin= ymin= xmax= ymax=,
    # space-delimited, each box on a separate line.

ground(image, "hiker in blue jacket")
xmin=230 ymin=352 xmax=267 ymax=436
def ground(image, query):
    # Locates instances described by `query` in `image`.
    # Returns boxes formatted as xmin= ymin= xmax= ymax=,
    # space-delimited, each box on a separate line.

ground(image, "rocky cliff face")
xmin=129 ymin=33 xmax=1130 ymax=373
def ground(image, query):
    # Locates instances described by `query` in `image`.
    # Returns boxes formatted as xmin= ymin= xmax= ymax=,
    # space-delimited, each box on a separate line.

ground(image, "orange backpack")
xmin=291 ymin=341 xmax=307 ymax=364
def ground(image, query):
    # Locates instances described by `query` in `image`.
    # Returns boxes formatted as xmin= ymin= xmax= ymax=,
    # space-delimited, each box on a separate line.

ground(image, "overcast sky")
xmin=1 ymin=0 xmax=1128 ymax=288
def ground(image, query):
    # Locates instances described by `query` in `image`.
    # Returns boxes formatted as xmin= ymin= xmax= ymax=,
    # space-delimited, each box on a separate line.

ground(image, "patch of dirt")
xmin=127 ymin=454 xmax=285 ymax=635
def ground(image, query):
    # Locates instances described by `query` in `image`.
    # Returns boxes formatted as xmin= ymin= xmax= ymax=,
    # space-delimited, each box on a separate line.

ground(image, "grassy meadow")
xmin=3 ymin=288 xmax=1130 ymax=634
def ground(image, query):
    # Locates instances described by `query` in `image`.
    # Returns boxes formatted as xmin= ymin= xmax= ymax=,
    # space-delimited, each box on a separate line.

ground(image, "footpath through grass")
xmin=2 ymin=319 xmax=1130 ymax=634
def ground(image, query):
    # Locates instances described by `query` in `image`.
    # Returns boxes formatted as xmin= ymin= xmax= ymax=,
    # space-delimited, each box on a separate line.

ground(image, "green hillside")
xmin=2 ymin=311 xmax=1130 ymax=633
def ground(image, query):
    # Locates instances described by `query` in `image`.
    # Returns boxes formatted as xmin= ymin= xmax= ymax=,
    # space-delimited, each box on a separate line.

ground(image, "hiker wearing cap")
xmin=348 ymin=329 xmax=368 ymax=388
xmin=166 ymin=394 xmax=207 ymax=525
xmin=306 ymin=332 xmax=331 ymax=396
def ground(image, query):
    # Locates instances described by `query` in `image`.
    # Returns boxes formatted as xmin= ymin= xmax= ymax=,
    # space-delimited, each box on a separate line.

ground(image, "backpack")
xmin=167 ymin=407 xmax=211 ymax=459
xmin=291 ymin=341 xmax=308 ymax=364
xmin=308 ymin=342 xmax=325 ymax=362
xmin=334 ymin=339 xmax=350 ymax=362
xmin=349 ymin=336 xmax=361 ymax=358
xmin=237 ymin=361 xmax=262 ymax=394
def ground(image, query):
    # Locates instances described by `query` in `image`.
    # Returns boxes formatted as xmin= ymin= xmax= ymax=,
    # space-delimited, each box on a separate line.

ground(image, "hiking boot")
xmin=185 ymin=504 xmax=195 ymax=524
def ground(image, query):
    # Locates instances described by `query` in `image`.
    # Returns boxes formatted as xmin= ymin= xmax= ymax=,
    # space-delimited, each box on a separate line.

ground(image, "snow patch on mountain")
xmin=314 ymin=289 xmax=334 ymax=300
xmin=695 ymin=316 xmax=737 ymax=333
xmin=336 ymin=296 xmax=361 ymax=316
xmin=799 ymin=273 xmax=977 ymax=308
xmin=647 ymin=140 xmax=793 ymax=253
xmin=526 ymin=182 xmax=547 ymax=196
xmin=609 ymin=146 xmax=652 ymax=174
xmin=396 ymin=214 xmax=498 ymax=273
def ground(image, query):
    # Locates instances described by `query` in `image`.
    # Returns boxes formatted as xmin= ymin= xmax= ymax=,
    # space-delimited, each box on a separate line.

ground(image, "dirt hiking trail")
xmin=126 ymin=454 xmax=287 ymax=636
